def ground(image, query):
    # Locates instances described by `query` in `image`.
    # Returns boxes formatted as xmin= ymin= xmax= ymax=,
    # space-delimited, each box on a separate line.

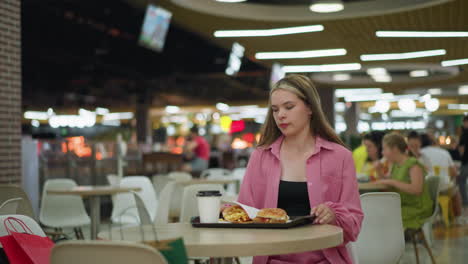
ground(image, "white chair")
xmin=406 ymin=176 xmax=439 ymax=264
xmin=354 ymin=192 xmax=405 ymax=264
xmin=155 ymin=182 xmax=176 ymax=224
xmin=51 ymin=240 xmax=168 ymax=264
xmin=167 ymin=172 xmax=192 ymax=181
xmin=151 ymin=174 xmax=169 ymax=198
xmin=39 ymin=179 xmax=90 ymax=238
xmin=132 ymin=191 xmax=152 ymax=225
xmin=422 ymin=175 xmax=441 ymax=247
xmin=111 ymin=176 xmax=158 ymax=225
xmin=0 ymin=184 xmax=35 ymax=219
xmin=179 ymin=184 xmax=224 ymax=223
xmin=166 ymin=172 xmax=192 ymax=220
xmin=231 ymin=168 xmax=246 ymax=180
xmin=0 ymin=198 xmax=22 ymax=215
xmin=0 ymin=214 xmax=46 ymax=237
xmin=200 ymin=168 xmax=231 ymax=179
xmin=107 ymin=174 xmax=121 ymax=186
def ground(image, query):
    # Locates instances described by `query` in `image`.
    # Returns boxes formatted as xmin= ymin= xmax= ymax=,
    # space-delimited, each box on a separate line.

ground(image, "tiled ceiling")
xmin=128 ymin=0 xmax=468 ymax=95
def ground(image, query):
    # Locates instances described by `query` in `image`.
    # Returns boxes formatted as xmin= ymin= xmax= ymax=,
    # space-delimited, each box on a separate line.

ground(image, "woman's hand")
xmin=311 ymin=204 xmax=336 ymax=224
xmin=374 ymin=179 xmax=395 ymax=186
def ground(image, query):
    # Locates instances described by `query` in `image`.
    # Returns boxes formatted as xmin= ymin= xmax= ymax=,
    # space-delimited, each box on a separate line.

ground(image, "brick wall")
xmin=0 ymin=0 xmax=22 ymax=184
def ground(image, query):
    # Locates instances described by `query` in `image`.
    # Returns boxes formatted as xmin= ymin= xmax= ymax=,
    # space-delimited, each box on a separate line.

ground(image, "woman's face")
xmin=407 ymin=138 xmax=421 ymax=156
xmin=270 ymin=89 xmax=312 ymax=138
xmin=382 ymin=143 xmax=399 ymax=162
xmin=363 ymin=139 xmax=379 ymax=161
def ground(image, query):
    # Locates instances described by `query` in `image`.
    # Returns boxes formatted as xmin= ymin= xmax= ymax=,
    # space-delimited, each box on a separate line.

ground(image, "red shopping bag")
xmin=0 ymin=217 xmax=54 ymax=264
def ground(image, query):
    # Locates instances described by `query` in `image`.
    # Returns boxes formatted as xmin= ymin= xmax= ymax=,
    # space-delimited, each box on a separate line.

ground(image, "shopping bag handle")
xmin=115 ymin=205 xmax=159 ymax=242
xmin=3 ymin=217 xmax=34 ymax=235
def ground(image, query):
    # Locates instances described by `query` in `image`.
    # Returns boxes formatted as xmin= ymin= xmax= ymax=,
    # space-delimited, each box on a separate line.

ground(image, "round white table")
xmin=98 ymin=222 xmax=343 ymax=263
xmin=47 ymin=185 xmax=140 ymax=239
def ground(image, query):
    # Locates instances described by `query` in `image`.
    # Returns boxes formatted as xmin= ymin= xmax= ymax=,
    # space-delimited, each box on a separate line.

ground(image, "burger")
xmin=222 ymin=205 xmax=251 ymax=223
xmin=253 ymin=208 xmax=289 ymax=223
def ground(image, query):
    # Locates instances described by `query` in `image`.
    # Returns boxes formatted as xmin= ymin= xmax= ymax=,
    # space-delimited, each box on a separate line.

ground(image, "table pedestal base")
xmin=90 ymin=196 xmax=101 ymax=240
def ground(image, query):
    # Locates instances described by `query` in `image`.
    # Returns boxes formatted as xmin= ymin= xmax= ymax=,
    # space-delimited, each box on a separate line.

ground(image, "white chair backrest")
xmin=152 ymin=174 xmax=170 ymax=198
xmin=51 ymin=240 xmax=168 ymax=264
xmin=354 ymin=192 xmax=405 ymax=264
xmin=155 ymin=181 xmax=176 ymax=225
xmin=132 ymin=192 xmax=152 ymax=225
xmin=0 ymin=185 xmax=35 ymax=219
xmin=39 ymin=179 xmax=90 ymax=228
xmin=167 ymin=172 xmax=192 ymax=182
xmin=179 ymin=184 xmax=224 ymax=222
xmin=107 ymin=174 xmax=121 ymax=186
xmin=231 ymin=168 xmax=246 ymax=180
xmin=0 ymin=214 xmax=46 ymax=237
xmin=0 ymin=198 xmax=22 ymax=215
xmin=111 ymin=176 xmax=157 ymax=225
xmin=425 ymin=175 xmax=441 ymax=220
xmin=201 ymin=168 xmax=231 ymax=179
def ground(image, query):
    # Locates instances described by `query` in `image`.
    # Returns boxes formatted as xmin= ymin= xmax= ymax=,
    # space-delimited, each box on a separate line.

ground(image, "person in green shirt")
xmin=376 ymin=133 xmax=433 ymax=229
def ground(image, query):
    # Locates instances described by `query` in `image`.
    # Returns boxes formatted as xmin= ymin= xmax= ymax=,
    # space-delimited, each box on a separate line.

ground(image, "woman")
xmin=238 ymin=74 xmax=363 ymax=264
xmin=376 ymin=133 xmax=433 ymax=229
xmin=361 ymin=131 xmax=388 ymax=180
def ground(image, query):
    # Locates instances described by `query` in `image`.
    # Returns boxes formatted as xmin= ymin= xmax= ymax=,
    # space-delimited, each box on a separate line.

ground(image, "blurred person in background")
xmin=352 ymin=143 xmax=367 ymax=176
xmin=360 ymin=131 xmax=389 ymax=180
xmin=376 ymin=133 xmax=433 ymax=229
xmin=407 ymin=131 xmax=431 ymax=171
xmin=420 ymin=133 xmax=463 ymax=221
xmin=458 ymin=115 xmax=468 ymax=206
xmin=182 ymin=126 xmax=210 ymax=174
xmin=448 ymin=135 xmax=461 ymax=162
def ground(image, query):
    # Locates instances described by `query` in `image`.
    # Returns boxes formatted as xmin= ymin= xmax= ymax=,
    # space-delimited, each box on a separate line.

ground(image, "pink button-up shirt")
xmin=238 ymin=136 xmax=363 ymax=264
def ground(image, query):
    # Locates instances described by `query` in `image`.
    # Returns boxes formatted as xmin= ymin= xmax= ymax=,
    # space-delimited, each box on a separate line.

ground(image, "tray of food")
xmin=191 ymin=205 xmax=316 ymax=229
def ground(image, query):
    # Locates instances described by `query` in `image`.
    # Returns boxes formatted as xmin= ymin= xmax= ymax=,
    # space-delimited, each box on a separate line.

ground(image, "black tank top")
xmin=277 ymin=180 xmax=311 ymax=217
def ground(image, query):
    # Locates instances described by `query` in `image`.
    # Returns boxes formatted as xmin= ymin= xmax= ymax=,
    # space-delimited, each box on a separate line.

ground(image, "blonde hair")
xmin=258 ymin=74 xmax=345 ymax=147
xmin=383 ymin=133 xmax=407 ymax=153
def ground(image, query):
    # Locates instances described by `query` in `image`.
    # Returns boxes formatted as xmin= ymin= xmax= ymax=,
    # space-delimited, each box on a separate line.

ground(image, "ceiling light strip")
xmin=361 ymin=49 xmax=446 ymax=61
xmin=442 ymin=58 xmax=468 ymax=67
xmin=255 ymin=48 xmax=346 ymax=59
xmin=376 ymin=31 xmax=468 ymax=38
xmin=282 ymin=63 xmax=361 ymax=73
xmin=214 ymin=25 xmax=324 ymax=38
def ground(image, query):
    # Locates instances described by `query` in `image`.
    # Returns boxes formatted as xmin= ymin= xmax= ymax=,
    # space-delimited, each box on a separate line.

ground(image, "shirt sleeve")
xmin=324 ymin=152 xmax=364 ymax=244
xmin=237 ymin=149 xmax=263 ymax=209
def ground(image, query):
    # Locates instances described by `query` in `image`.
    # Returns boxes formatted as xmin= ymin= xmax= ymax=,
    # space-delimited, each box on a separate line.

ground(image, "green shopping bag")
xmin=143 ymin=238 xmax=188 ymax=264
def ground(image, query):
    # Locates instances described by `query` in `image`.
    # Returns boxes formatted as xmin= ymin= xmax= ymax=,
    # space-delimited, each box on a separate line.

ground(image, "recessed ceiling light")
xmin=361 ymin=49 xmax=446 ymax=61
xmin=366 ymin=68 xmax=387 ymax=76
xmin=410 ymin=70 xmax=429 ymax=77
xmin=442 ymin=58 xmax=468 ymax=67
xmin=332 ymin=73 xmax=351 ymax=81
xmin=372 ymin=75 xmax=392 ymax=83
xmin=458 ymin=85 xmax=468 ymax=95
xmin=282 ymin=63 xmax=361 ymax=73
xmin=214 ymin=25 xmax=324 ymax=38
xmin=428 ymin=88 xmax=442 ymax=95
xmin=255 ymin=48 xmax=346 ymax=60
xmin=335 ymin=88 xmax=382 ymax=98
xmin=309 ymin=0 xmax=344 ymax=13
xmin=376 ymin=31 xmax=468 ymax=38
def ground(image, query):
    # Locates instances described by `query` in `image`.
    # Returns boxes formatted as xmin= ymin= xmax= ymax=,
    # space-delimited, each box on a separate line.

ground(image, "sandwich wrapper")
xmin=233 ymin=201 xmax=260 ymax=219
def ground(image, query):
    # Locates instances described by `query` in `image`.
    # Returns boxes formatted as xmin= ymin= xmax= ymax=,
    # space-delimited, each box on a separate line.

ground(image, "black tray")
xmin=191 ymin=215 xmax=316 ymax=229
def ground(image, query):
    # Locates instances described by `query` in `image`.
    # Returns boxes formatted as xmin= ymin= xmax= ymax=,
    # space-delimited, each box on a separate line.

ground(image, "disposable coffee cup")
xmin=196 ymin=190 xmax=222 ymax=223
